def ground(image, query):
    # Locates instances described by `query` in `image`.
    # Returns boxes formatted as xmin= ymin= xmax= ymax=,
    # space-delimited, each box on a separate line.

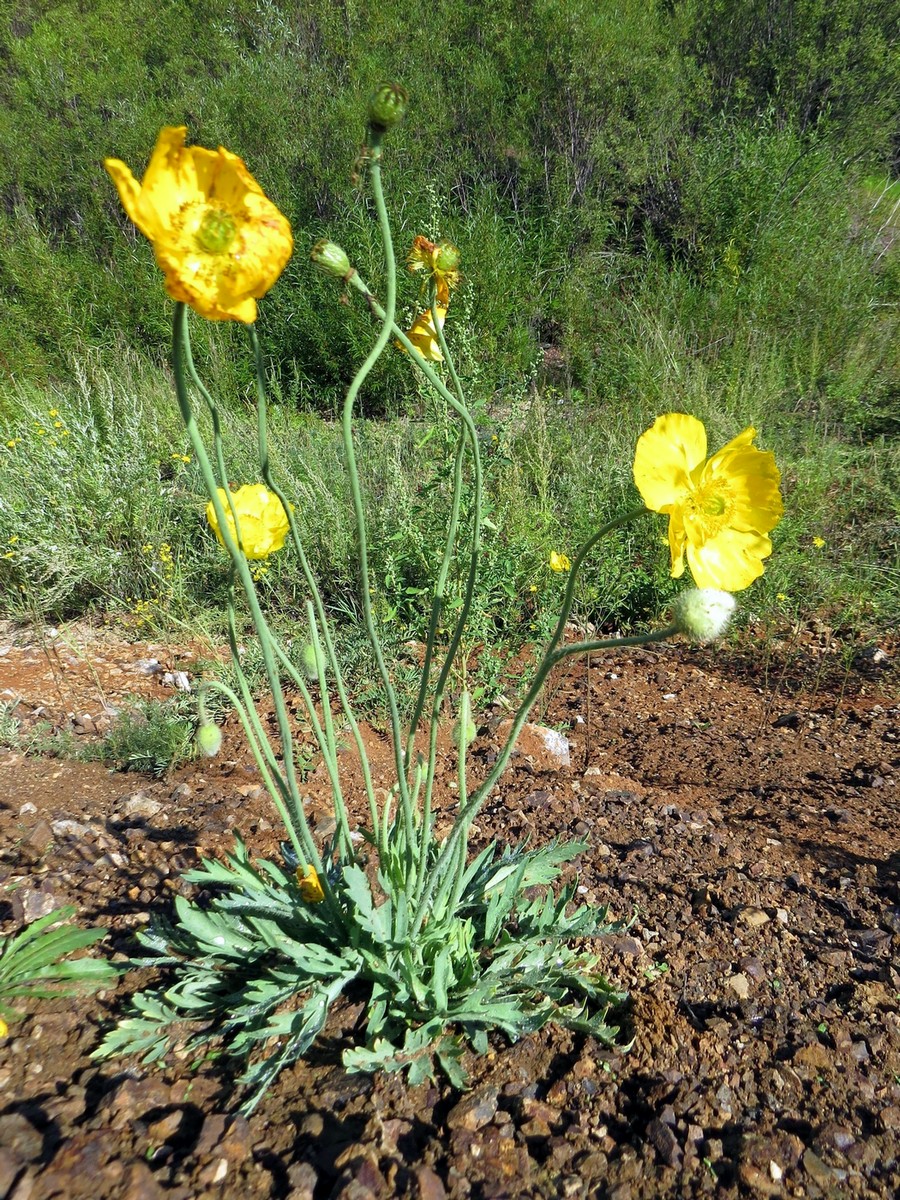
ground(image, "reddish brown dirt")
xmin=0 ymin=620 xmax=898 ymax=1200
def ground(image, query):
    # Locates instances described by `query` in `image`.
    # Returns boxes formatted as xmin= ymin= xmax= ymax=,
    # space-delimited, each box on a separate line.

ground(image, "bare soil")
xmin=0 ymin=620 xmax=898 ymax=1200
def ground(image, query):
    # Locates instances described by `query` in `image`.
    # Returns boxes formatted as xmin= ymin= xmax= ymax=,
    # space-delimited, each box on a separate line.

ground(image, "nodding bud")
xmin=311 ymin=239 xmax=351 ymax=279
xmin=452 ymin=715 xmax=477 ymax=747
xmin=300 ymin=642 xmax=319 ymax=681
xmin=367 ymin=83 xmax=408 ymax=132
xmin=196 ymin=722 xmax=223 ymax=758
xmin=434 ymin=241 xmax=460 ymax=273
xmin=673 ymin=589 xmax=736 ymax=643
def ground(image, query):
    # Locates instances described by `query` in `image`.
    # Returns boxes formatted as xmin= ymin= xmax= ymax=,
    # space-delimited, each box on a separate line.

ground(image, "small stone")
xmin=12 ymin=888 xmax=62 ymax=925
xmin=446 ymin=1086 xmax=499 ymax=1132
xmin=122 ymin=792 xmax=163 ymax=819
xmin=879 ymin=1106 xmax=900 ymax=1131
xmin=287 ymin=1161 xmax=318 ymax=1200
xmin=21 ymin=820 xmax=54 ymax=859
xmin=646 ymin=1117 xmax=681 ymax=1166
xmin=726 ymin=973 xmax=750 ymax=999
xmin=739 ymin=907 xmax=770 ymax=928
xmin=170 ymin=783 xmax=192 ymax=801
xmin=0 ymin=1114 xmax=42 ymax=1162
xmin=802 ymin=1147 xmax=836 ymax=1185
xmin=415 ymin=1164 xmax=448 ymax=1200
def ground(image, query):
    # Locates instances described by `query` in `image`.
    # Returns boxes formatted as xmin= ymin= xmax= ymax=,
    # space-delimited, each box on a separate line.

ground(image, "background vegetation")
xmin=1 ymin=0 xmax=898 ymax=649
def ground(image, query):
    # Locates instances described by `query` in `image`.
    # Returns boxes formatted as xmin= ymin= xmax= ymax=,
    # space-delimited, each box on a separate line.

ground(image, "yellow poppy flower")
xmin=206 ymin=484 xmax=290 ymax=560
xmin=549 ymin=550 xmax=571 ymax=572
xmin=633 ymin=413 xmax=783 ymax=592
xmin=402 ymin=307 xmax=447 ymax=362
xmin=407 ymin=235 xmax=461 ymax=306
xmin=297 ymin=864 xmax=325 ymax=903
xmin=104 ymin=126 xmax=293 ymax=322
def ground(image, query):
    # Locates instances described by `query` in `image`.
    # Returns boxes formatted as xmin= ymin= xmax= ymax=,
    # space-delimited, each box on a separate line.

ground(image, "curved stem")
xmin=339 ymin=138 xmax=416 ymax=871
xmin=170 ymin=304 xmax=322 ymax=881
xmin=246 ymin=325 xmax=381 ymax=858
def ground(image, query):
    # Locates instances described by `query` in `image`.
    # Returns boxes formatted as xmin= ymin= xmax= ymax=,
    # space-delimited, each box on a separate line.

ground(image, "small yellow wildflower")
xmin=36 ymin=428 xmax=46 ymax=436
xmin=61 ymin=430 xmax=70 ymax=437
xmin=812 ymin=536 xmax=825 ymax=549
xmin=48 ymin=408 xmax=59 ymax=417
xmin=297 ymin=864 xmax=325 ymax=903
xmin=549 ymin=551 xmax=571 ymax=572
xmin=633 ymin=413 xmax=783 ymax=592
xmin=53 ymin=421 xmax=63 ymax=429
xmin=9 ymin=536 xmax=18 ymax=544
xmin=5 ymin=440 xmax=18 ymax=449
xmin=104 ymin=126 xmax=293 ymax=322
xmin=528 ymin=584 xmax=538 ymax=592
xmin=206 ymin=484 xmax=291 ymax=560
xmin=777 ymin=592 xmax=788 ymax=602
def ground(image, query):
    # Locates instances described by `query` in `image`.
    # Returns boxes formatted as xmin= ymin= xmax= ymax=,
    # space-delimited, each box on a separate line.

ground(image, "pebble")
xmin=726 ymin=972 xmax=750 ymax=999
xmin=446 ymin=1086 xmax=499 ymax=1132
xmin=122 ymin=792 xmax=163 ymax=819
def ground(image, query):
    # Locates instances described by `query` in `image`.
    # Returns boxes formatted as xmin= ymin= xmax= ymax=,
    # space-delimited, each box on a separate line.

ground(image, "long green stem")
xmin=170 ymin=304 xmax=323 ymax=883
xmin=412 ymin=511 xmax=655 ymax=937
xmin=246 ymin=325 xmax=381 ymax=857
xmin=339 ymin=138 xmax=417 ymax=880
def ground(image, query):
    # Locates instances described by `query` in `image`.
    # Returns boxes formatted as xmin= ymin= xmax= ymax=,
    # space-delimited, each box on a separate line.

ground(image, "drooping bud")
xmin=311 ymin=239 xmax=351 ymax=279
xmin=672 ymin=589 xmax=736 ymax=643
xmin=299 ymin=642 xmax=319 ymax=681
xmin=367 ymin=83 xmax=408 ymax=132
xmin=196 ymin=722 xmax=223 ymax=758
xmin=452 ymin=691 xmax=477 ymax=747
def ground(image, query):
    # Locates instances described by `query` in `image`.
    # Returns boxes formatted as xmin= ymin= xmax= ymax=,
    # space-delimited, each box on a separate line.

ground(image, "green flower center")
xmin=684 ymin=480 xmax=732 ymax=538
xmin=196 ymin=209 xmax=237 ymax=255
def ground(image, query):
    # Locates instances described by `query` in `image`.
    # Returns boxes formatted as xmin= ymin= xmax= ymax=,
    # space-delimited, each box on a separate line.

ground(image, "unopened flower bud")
xmin=367 ymin=83 xmax=408 ymax=132
xmin=311 ymin=239 xmax=351 ymax=279
xmin=452 ymin=715 xmax=477 ymax=747
xmin=673 ymin=588 xmax=736 ymax=643
xmin=196 ymin=722 xmax=223 ymax=758
xmin=434 ymin=241 xmax=460 ymax=273
xmin=300 ymin=642 xmax=319 ymax=680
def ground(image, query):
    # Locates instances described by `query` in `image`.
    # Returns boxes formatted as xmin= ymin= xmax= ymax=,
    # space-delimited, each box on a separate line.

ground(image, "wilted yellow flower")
xmin=206 ymin=484 xmax=290 ymax=560
xmin=297 ymin=864 xmax=325 ymax=903
xmin=104 ymin=126 xmax=293 ymax=322
xmin=402 ymin=307 xmax=447 ymax=362
xmin=633 ymin=413 xmax=783 ymax=592
xmin=407 ymin=235 xmax=461 ymax=305
xmin=812 ymin=536 xmax=825 ymax=549
xmin=549 ymin=551 xmax=571 ymax=572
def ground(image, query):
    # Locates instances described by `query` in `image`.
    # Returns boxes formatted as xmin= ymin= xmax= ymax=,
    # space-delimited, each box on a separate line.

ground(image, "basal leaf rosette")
xmin=206 ymin=484 xmax=290 ymax=560
xmin=104 ymin=126 xmax=293 ymax=322
xmin=634 ymin=413 xmax=783 ymax=592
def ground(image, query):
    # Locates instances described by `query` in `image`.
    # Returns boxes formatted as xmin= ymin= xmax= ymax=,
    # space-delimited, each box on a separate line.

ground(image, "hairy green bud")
xmin=310 ymin=239 xmax=351 ymax=279
xmin=196 ymin=722 xmax=223 ymax=758
xmin=672 ymin=589 xmax=736 ymax=643
xmin=367 ymin=83 xmax=408 ymax=132
xmin=300 ymin=642 xmax=319 ymax=681
xmin=434 ymin=241 xmax=460 ymax=273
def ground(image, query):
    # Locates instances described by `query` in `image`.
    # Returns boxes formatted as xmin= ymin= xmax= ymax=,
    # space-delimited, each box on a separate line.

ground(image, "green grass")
xmin=1 ymin=338 xmax=897 ymax=655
